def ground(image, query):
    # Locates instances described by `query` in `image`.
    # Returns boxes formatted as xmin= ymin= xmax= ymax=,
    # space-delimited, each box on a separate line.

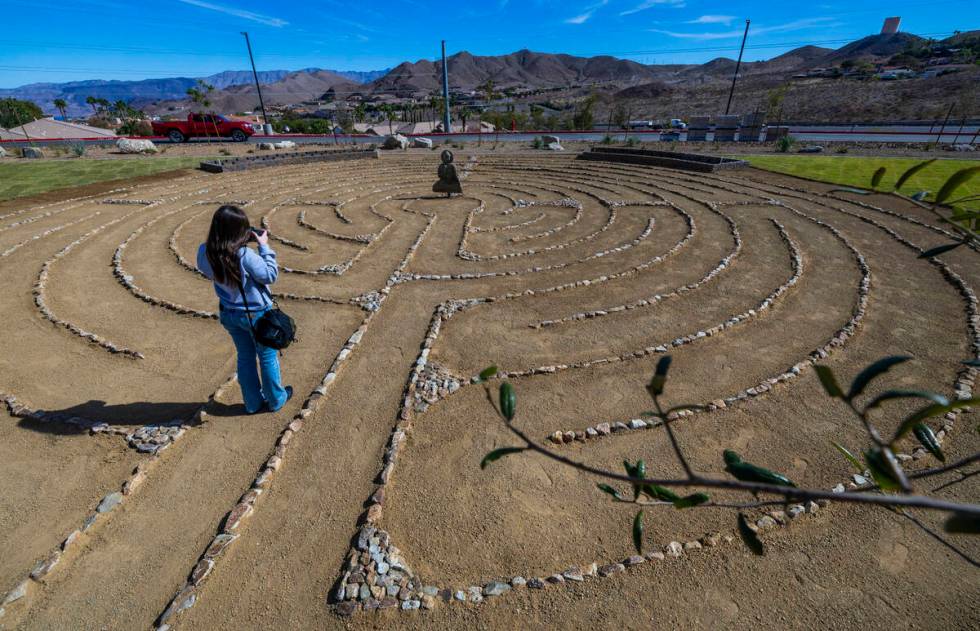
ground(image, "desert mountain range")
xmin=2 ymin=31 xmax=977 ymax=122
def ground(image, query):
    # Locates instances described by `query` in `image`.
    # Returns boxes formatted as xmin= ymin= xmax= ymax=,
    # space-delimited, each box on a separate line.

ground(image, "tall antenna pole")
xmin=242 ymin=32 xmax=270 ymax=133
xmin=441 ymin=40 xmax=452 ymax=133
xmin=725 ymin=19 xmax=750 ymax=115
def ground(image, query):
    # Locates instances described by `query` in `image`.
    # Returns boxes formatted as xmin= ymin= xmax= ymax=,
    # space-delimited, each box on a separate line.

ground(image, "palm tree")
xmin=380 ymin=104 xmax=395 ymax=135
xmin=85 ymin=96 xmax=98 ymax=115
xmin=53 ymin=98 xmax=68 ymax=120
xmin=459 ymin=106 xmax=474 ymax=132
xmin=353 ymin=103 xmax=366 ymax=124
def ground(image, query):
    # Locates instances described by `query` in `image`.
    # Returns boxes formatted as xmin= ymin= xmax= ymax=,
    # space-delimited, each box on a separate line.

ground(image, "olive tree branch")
xmin=498 ymin=414 xmax=980 ymax=516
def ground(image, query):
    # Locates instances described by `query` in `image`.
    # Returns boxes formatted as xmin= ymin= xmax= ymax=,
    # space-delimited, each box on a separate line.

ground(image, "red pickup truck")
xmin=151 ymin=113 xmax=256 ymax=143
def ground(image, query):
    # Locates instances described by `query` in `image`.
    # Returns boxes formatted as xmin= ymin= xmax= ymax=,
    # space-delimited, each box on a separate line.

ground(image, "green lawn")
xmin=738 ymin=155 xmax=980 ymax=201
xmin=0 ymin=157 xmax=205 ymax=201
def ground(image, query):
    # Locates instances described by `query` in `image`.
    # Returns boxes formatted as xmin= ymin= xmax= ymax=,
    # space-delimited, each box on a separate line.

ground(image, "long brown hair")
xmin=205 ymin=205 xmax=251 ymax=286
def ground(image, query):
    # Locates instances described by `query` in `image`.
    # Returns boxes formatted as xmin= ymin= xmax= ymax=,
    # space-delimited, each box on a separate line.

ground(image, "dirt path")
xmin=0 ymin=153 xmax=976 ymax=630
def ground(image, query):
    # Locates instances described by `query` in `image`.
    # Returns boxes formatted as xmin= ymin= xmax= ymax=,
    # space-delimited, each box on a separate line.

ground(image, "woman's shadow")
xmin=17 ymin=398 xmax=248 ymax=435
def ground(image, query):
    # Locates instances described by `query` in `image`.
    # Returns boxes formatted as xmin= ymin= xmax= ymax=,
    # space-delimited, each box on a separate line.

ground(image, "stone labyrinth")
xmin=0 ymin=152 xmax=976 ymax=629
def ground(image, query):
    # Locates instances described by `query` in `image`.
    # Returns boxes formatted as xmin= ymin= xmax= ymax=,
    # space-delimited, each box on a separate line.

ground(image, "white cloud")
xmin=687 ymin=15 xmax=735 ymax=25
xmin=176 ymin=0 xmax=288 ymax=27
xmin=651 ymin=17 xmax=835 ymax=40
xmin=620 ymin=0 xmax=685 ymax=16
xmin=565 ymin=0 xmax=609 ymax=24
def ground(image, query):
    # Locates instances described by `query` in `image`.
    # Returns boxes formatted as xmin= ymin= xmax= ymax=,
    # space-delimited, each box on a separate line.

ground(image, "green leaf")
xmin=918 ymin=241 xmax=965 ymax=259
xmin=673 ymin=492 xmax=710 ymax=509
xmin=944 ymin=512 xmax=980 ymax=534
xmin=737 ymin=513 xmax=764 ymax=555
xmin=632 ymin=459 xmax=647 ymax=500
xmin=832 ymin=442 xmax=863 ymax=473
xmin=847 ymin=356 xmax=912 ymax=401
xmin=814 ymin=365 xmax=844 ymax=399
xmin=863 ymin=448 xmax=901 ymax=492
xmin=642 ymin=484 xmax=680 ymax=502
xmin=894 ymin=159 xmax=936 ymax=191
xmin=912 ymin=423 xmax=945 ymax=462
xmin=632 ymin=510 xmax=644 ymax=554
xmin=646 ymin=356 xmax=672 ymax=398
xmin=623 ymin=459 xmax=637 ymax=477
xmin=499 ymin=382 xmax=516 ymax=421
xmin=480 ymin=447 xmax=526 ymax=469
xmin=965 ymin=359 xmax=980 ymax=367
xmin=597 ymin=483 xmax=622 ymax=500
xmin=870 ymin=166 xmax=887 ymax=190
xmin=863 ymin=389 xmax=949 ymax=414
xmin=935 ymin=165 xmax=980 ymax=204
xmin=476 ymin=365 xmax=498 ymax=382
xmin=895 ymin=398 xmax=980 ymax=440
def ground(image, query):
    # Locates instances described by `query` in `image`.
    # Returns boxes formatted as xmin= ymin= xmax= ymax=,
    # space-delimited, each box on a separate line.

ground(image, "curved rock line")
xmin=32 ymin=203 xmax=162 ymax=359
xmin=334 ymin=218 xmax=805 ymax=615
xmin=547 ymin=203 xmax=876 ymax=445
xmin=330 ymin=201 xmax=875 ymax=616
xmin=1 ymin=210 xmax=103 ymax=258
xmin=325 ymin=158 xmax=968 ymax=617
xmin=153 ymin=211 xmax=439 ymax=630
xmin=113 ymin=202 xmax=221 ymax=320
xmin=494 ymin=217 xmax=803 ymax=380
xmin=422 ymin=201 xmax=693 ymax=297
xmin=457 ymin=179 xmax=652 ymax=262
xmin=0 ymin=186 xmax=134 ymax=225
xmin=671 ymin=167 xmax=977 ymax=415
xmin=507 ymin=199 xmax=584 ymax=243
xmin=406 ymin=213 xmax=655 ymax=282
xmin=781 ymin=197 xmax=977 ymax=408
xmin=648 ymin=163 xmax=975 ymax=431
xmin=0 ymin=374 xmax=238 ymax=620
xmin=469 ymin=211 xmax=546 ymax=232
xmin=2 ymin=199 xmax=97 ymax=234
xmin=698 ymin=170 xmax=980 ymax=256
xmin=533 ymin=205 xmax=741 ymax=329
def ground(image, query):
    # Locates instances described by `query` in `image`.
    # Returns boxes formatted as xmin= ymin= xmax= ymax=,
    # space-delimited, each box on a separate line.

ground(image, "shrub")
xmin=835 ymin=145 xmax=849 ymax=154
xmin=775 ymin=135 xmax=796 ymax=153
xmin=626 ymin=136 xmax=640 ymax=147
xmin=601 ymin=134 xmax=613 ymax=145
xmin=68 ymin=142 xmax=86 ymax=157
xmin=532 ymin=137 xmax=543 ymax=150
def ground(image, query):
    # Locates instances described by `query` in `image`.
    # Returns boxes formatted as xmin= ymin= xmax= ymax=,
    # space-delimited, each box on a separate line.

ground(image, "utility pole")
xmin=724 ymin=19 xmax=750 ymax=116
xmin=441 ymin=40 xmax=452 ymax=134
xmin=242 ymin=31 xmax=271 ymax=135
xmin=935 ymin=102 xmax=954 ymax=144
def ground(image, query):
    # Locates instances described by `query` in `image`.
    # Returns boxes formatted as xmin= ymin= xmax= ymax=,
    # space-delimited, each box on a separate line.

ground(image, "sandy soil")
xmin=0 ymin=151 xmax=976 ymax=630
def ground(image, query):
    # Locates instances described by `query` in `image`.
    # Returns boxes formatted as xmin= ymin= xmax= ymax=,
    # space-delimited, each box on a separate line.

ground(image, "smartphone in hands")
xmin=249 ymin=227 xmax=269 ymax=245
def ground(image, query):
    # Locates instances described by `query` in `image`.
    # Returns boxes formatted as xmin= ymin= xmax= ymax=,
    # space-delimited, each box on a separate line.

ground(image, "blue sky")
xmin=0 ymin=0 xmax=977 ymax=87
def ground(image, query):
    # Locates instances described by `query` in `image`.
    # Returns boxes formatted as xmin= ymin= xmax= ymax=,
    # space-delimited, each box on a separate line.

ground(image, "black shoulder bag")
xmin=236 ymin=277 xmax=297 ymax=350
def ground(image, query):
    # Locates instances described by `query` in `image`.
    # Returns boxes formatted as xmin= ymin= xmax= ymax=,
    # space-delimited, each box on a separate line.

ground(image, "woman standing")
xmin=197 ymin=205 xmax=292 ymax=413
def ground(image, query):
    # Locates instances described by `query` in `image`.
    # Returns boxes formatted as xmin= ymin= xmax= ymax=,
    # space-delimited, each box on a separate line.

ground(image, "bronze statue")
xmin=432 ymin=149 xmax=462 ymax=197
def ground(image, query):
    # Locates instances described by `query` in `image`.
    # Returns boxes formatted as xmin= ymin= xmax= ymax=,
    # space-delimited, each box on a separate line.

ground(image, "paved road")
xmin=2 ymin=124 xmax=978 ymax=148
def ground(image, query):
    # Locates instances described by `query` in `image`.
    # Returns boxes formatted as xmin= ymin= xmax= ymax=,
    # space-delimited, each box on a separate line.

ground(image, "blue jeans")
xmin=219 ymin=307 xmax=288 ymax=413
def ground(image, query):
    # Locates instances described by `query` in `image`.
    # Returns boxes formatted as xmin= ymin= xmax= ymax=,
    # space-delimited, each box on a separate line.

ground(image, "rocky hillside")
xmin=372 ymin=49 xmax=681 ymax=94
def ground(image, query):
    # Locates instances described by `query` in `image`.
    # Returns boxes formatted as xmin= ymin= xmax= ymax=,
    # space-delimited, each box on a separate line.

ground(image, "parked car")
xmin=151 ymin=113 xmax=255 ymax=142
xmin=669 ymin=118 xmax=687 ymax=129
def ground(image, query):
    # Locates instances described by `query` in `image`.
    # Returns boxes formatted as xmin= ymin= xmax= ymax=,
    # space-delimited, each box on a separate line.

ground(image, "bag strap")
xmin=236 ymin=276 xmax=259 ymax=336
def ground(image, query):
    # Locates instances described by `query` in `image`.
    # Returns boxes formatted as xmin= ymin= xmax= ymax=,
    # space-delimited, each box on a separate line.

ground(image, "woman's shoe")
xmin=271 ymin=386 xmax=293 ymax=413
